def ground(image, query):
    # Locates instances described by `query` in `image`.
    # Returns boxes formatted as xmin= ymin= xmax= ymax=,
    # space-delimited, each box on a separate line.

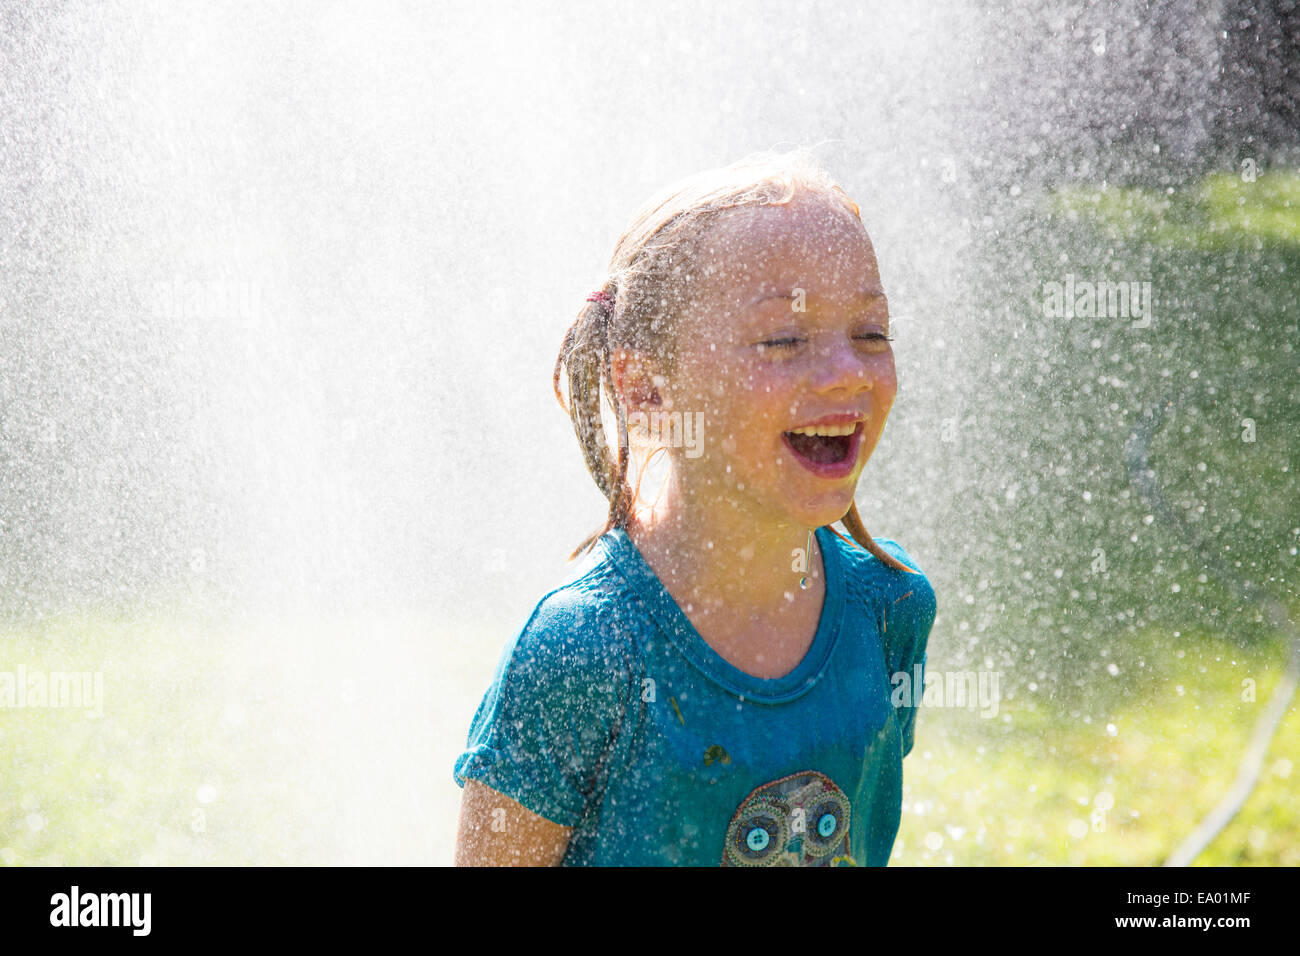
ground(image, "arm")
xmin=453 ymin=591 xmax=631 ymax=864
xmin=874 ymin=541 xmax=937 ymax=757
xmin=454 ymin=779 xmax=574 ymax=867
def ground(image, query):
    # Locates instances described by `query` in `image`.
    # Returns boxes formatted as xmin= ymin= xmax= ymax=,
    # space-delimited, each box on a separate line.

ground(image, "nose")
xmin=812 ymin=338 xmax=877 ymax=395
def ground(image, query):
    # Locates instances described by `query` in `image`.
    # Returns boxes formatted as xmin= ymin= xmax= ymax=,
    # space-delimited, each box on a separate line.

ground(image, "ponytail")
xmin=839 ymin=501 xmax=921 ymax=574
xmin=553 ymin=283 xmax=636 ymax=560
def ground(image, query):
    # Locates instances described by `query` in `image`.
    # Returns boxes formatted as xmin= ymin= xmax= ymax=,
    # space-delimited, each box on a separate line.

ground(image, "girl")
xmin=453 ymin=151 xmax=936 ymax=867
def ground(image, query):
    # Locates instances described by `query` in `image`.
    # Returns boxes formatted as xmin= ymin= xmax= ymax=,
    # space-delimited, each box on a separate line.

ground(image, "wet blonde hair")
xmin=553 ymin=150 xmax=917 ymax=573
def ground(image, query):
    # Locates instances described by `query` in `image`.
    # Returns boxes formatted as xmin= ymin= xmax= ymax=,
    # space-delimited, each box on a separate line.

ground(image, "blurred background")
xmin=0 ymin=0 xmax=1295 ymax=864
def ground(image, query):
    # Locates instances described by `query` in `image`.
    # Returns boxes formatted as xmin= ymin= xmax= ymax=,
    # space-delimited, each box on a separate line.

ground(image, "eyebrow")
xmin=743 ymin=287 xmax=887 ymax=311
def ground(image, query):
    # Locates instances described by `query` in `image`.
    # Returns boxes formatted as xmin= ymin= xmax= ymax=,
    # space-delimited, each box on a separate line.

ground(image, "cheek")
xmin=871 ymin=357 xmax=899 ymax=404
xmin=689 ymin=385 xmax=787 ymax=461
xmin=720 ymin=372 xmax=795 ymax=433
xmin=677 ymin=354 xmax=786 ymax=420
xmin=879 ymin=373 xmax=898 ymax=405
xmin=671 ymin=348 xmax=729 ymax=400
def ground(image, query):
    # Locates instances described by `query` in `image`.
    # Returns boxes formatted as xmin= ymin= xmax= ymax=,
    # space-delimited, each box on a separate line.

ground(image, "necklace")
xmin=799 ymin=528 xmax=812 ymax=590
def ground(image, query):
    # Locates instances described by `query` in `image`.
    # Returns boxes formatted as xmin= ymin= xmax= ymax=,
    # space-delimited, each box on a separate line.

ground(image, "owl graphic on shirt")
xmin=722 ymin=770 xmax=852 ymax=866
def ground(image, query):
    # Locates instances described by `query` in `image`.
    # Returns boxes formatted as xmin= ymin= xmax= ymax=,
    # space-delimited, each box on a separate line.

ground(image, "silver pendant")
xmin=799 ymin=528 xmax=812 ymax=589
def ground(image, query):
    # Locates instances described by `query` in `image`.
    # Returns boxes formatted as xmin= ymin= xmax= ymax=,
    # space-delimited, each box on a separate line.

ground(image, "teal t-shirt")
xmin=453 ymin=526 xmax=936 ymax=866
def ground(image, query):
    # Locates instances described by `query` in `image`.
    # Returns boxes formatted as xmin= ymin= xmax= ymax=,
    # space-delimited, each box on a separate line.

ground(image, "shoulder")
xmin=871 ymin=538 xmax=936 ymax=617
xmin=829 ymin=531 xmax=937 ymax=669
xmin=456 ymin=547 xmax=642 ymax=822
xmin=500 ymin=548 xmax=642 ymax=693
xmin=830 ymin=532 xmax=936 ymax=612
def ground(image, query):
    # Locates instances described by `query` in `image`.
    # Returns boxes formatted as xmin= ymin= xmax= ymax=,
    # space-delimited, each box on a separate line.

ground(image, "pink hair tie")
xmin=586 ymin=290 xmax=615 ymax=310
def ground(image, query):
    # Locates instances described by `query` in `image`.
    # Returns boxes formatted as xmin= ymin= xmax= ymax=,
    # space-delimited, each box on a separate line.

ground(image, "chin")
xmin=783 ymin=487 xmax=858 ymax=530
xmin=727 ymin=446 xmax=865 ymax=529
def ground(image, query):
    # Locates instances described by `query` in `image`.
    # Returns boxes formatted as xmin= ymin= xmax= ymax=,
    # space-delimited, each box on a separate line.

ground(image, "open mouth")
xmin=781 ymin=421 xmax=863 ymax=474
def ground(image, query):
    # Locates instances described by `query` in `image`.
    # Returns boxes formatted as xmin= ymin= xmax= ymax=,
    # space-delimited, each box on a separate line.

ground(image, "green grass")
xmin=3 ymin=600 xmax=1295 ymax=866
xmin=893 ymin=161 xmax=1300 ymax=865
xmin=895 ymin=624 xmax=1298 ymax=865
xmin=0 ymin=601 xmax=496 ymax=865
xmin=1049 ymin=166 xmax=1300 ymax=250
xmin=0 ymin=605 xmax=325 ymax=865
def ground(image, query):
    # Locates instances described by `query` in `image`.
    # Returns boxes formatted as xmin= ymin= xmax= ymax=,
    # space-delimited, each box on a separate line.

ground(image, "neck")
xmin=624 ymin=468 xmax=825 ymax=621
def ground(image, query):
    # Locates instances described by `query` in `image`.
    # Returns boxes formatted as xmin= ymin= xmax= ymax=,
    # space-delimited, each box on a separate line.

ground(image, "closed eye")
xmin=855 ymin=333 xmax=895 ymax=348
xmin=758 ymin=333 xmax=893 ymax=350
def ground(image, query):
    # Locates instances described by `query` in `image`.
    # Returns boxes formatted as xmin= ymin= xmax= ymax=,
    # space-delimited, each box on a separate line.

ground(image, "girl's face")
xmin=654 ymin=189 xmax=896 ymax=532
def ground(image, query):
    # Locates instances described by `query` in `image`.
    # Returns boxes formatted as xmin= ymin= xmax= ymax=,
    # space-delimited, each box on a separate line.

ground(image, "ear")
xmin=610 ymin=349 xmax=664 ymax=413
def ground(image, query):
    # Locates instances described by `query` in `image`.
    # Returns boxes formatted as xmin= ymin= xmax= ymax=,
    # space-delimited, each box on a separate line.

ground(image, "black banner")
xmin=0 ymin=866 xmax=1287 ymax=942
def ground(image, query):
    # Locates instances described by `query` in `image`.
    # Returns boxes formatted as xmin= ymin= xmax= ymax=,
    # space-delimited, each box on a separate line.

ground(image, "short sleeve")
xmin=874 ymin=539 xmax=937 ymax=758
xmin=453 ymin=592 xmax=632 ymax=827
